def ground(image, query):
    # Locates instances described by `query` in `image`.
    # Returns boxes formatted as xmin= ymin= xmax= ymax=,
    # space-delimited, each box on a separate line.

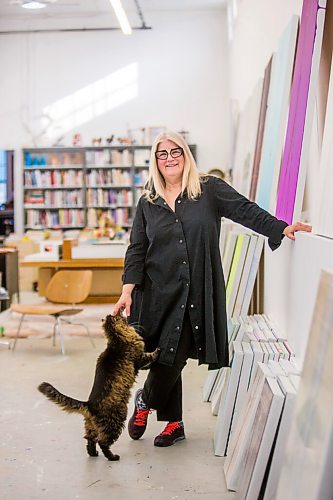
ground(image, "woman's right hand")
xmin=112 ymin=284 xmax=135 ymax=316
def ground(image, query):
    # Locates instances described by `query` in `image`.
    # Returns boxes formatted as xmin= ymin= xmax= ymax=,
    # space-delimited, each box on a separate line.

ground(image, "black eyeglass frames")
xmin=155 ymin=147 xmax=184 ymax=160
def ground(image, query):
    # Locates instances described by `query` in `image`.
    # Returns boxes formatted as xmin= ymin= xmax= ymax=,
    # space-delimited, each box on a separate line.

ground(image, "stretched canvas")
xmin=211 ymin=368 xmax=230 ymax=416
xmin=232 ymin=80 xmax=263 ymax=197
xmin=276 ymin=269 xmax=333 ymax=500
xmin=222 ymin=231 xmax=238 ymax=285
xmin=240 ymin=236 xmax=264 ymax=316
xmin=249 ymin=57 xmax=273 ymax=201
xmin=233 ymin=234 xmax=258 ymax=318
xmin=231 ymin=341 xmax=254 ymax=433
xmin=256 ymin=16 xmax=299 ymax=212
xmin=264 ymin=375 xmax=297 ymax=500
xmin=239 ymin=377 xmax=284 ymax=500
xmin=202 ymin=369 xmax=219 ymax=402
xmin=275 ymin=0 xmax=327 ymax=223
xmin=214 ymin=341 xmax=244 ymax=456
xmin=314 ymin=56 xmax=333 ymax=238
xmin=249 ymin=341 xmax=264 ymax=390
xmin=224 ymin=363 xmax=273 ymax=491
xmin=226 ymin=234 xmax=251 ymax=317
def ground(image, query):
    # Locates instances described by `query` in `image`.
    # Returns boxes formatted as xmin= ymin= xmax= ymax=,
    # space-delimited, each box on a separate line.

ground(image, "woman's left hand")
xmin=283 ymin=221 xmax=312 ymax=240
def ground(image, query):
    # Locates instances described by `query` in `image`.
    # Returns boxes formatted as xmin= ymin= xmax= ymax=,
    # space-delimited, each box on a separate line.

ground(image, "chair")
xmin=11 ymin=270 xmax=94 ymax=355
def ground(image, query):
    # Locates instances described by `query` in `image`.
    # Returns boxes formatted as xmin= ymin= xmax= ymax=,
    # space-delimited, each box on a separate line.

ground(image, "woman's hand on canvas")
xmin=283 ymin=221 xmax=312 ymax=241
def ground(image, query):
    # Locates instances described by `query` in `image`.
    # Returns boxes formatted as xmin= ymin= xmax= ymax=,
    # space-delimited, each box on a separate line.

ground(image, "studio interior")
xmin=1 ymin=1 xmax=333 ymax=499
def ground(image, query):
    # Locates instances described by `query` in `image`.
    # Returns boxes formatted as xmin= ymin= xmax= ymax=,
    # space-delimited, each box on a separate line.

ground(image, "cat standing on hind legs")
xmin=38 ymin=312 xmax=159 ymax=461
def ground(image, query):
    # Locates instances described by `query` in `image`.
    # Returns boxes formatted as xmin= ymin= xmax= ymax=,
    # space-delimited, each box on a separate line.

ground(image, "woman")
xmin=113 ymin=131 xmax=311 ymax=447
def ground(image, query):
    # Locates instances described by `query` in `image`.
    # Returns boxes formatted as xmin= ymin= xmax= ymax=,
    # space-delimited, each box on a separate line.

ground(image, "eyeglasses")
xmin=155 ymin=147 xmax=184 ymax=161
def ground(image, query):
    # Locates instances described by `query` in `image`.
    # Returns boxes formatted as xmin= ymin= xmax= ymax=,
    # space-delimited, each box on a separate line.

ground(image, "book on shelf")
xmin=23 ymin=146 xmax=151 ymax=230
xmin=22 ymin=145 xmax=196 ymax=230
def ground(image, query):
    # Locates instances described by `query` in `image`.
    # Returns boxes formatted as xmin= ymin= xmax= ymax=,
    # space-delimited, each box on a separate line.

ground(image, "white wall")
xmin=229 ymin=0 xmax=303 ymax=110
xmin=0 ymin=9 xmax=229 ymax=167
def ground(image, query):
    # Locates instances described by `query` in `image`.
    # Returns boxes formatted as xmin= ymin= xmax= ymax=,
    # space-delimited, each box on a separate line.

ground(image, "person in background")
xmin=208 ymin=168 xmax=225 ymax=179
xmin=112 ymin=131 xmax=311 ymax=447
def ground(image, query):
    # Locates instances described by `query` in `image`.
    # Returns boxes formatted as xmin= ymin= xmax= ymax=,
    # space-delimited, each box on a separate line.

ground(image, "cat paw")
xmin=153 ymin=348 xmax=161 ymax=360
xmin=88 ymin=451 xmax=99 ymax=457
xmin=87 ymin=442 xmax=99 ymax=457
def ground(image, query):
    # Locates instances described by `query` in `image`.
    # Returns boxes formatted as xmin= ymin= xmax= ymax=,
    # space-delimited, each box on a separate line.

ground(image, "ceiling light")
xmin=22 ymin=1 xmax=46 ymax=8
xmin=109 ymin=0 xmax=132 ymax=35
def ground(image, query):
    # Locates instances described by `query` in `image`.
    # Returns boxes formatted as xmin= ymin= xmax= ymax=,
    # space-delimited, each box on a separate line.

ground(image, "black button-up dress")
xmin=122 ymin=176 xmax=288 ymax=370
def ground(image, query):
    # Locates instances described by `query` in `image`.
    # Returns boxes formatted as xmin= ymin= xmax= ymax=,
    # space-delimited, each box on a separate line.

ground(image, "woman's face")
xmin=155 ymin=139 xmax=185 ymax=184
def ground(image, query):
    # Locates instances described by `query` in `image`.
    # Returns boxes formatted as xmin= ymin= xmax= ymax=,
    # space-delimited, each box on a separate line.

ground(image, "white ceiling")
xmin=0 ymin=0 xmax=227 ymax=31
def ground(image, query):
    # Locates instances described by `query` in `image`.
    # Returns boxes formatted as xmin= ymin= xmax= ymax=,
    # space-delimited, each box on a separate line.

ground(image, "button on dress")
xmin=122 ymin=176 xmax=288 ymax=369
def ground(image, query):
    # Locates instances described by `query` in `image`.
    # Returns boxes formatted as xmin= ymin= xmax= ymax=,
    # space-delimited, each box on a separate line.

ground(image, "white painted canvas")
xmin=264 ymin=375 xmax=297 ymax=500
xmin=224 ymin=363 xmax=273 ymax=491
xmin=211 ymin=368 xmax=229 ymax=416
xmin=232 ymin=79 xmax=263 ymax=197
xmin=202 ymin=369 xmax=219 ymax=402
xmin=256 ymin=16 xmax=299 ymax=212
xmin=214 ymin=342 xmax=244 ymax=456
xmin=276 ymin=269 xmax=333 ymax=500
xmin=240 ymin=377 xmax=284 ymax=500
xmin=314 ymin=55 xmax=333 ymax=238
xmin=231 ymin=341 xmax=254 ymax=433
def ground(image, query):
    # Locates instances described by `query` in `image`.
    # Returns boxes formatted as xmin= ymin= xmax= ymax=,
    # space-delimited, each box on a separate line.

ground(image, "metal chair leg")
xmin=13 ymin=314 xmax=25 ymax=350
xmin=56 ymin=317 xmax=65 ymax=355
xmin=52 ymin=321 xmax=57 ymax=347
xmin=60 ymin=318 xmax=95 ymax=348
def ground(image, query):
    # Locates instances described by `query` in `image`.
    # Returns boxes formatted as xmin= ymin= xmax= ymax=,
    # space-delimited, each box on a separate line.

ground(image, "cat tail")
xmin=38 ymin=382 xmax=89 ymax=415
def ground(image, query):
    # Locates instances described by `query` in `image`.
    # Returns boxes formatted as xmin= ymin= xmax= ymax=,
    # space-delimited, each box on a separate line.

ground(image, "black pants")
xmin=142 ymin=311 xmax=195 ymax=422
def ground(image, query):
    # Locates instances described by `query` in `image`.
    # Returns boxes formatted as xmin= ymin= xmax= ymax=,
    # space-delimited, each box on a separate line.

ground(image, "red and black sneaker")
xmin=154 ymin=421 xmax=185 ymax=447
xmin=128 ymin=389 xmax=151 ymax=440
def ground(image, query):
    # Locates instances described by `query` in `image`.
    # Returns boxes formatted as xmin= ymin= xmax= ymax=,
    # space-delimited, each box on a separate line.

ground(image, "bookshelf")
xmin=23 ymin=145 xmax=196 ymax=230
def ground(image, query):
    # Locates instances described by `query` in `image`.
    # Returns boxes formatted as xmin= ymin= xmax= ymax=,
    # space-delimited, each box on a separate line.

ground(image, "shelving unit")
xmin=23 ymin=145 xmax=196 ymax=230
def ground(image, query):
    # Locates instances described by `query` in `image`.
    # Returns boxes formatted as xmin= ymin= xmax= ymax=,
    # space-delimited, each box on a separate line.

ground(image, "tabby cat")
xmin=38 ymin=312 xmax=159 ymax=461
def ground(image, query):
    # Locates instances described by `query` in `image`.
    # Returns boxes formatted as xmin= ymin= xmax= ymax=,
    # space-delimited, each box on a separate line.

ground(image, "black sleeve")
xmin=122 ymin=197 xmax=149 ymax=285
xmin=212 ymin=177 xmax=288 ymax=251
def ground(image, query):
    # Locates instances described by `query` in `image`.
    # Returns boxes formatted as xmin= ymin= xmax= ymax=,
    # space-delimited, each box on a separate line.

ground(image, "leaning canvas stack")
xmin=212 ymin=268 xmax=333 ymax=500
xmin=211 ymin=314 xmax=298 ymax=458
xmin=275 ymin=269 xmax=333 ymax=500
xmin=203 ymin=221 xmax=265 ymax=403
xmin=220 ymin=221 xmax=265 ymax=319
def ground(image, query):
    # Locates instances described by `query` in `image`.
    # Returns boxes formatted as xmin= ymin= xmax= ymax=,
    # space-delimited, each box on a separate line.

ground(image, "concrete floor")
xmin=0 ymin=336 xmax=235 ymax=500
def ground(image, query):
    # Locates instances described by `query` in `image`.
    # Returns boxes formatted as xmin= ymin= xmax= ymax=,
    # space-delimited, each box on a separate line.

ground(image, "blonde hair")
xmin=144 ymin=131 xmax=202 ymax=202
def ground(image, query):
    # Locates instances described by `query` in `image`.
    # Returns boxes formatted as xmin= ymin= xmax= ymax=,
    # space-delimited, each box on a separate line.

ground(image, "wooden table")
xmin=21 ymin=258 xmax=124 ymax=303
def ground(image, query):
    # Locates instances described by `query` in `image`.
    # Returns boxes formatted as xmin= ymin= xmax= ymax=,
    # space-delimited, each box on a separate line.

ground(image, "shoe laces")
xmin=160 ymin=422 xmax=182 ymax=435
xmin=134 ymin=408 xmax=151 ymax=426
